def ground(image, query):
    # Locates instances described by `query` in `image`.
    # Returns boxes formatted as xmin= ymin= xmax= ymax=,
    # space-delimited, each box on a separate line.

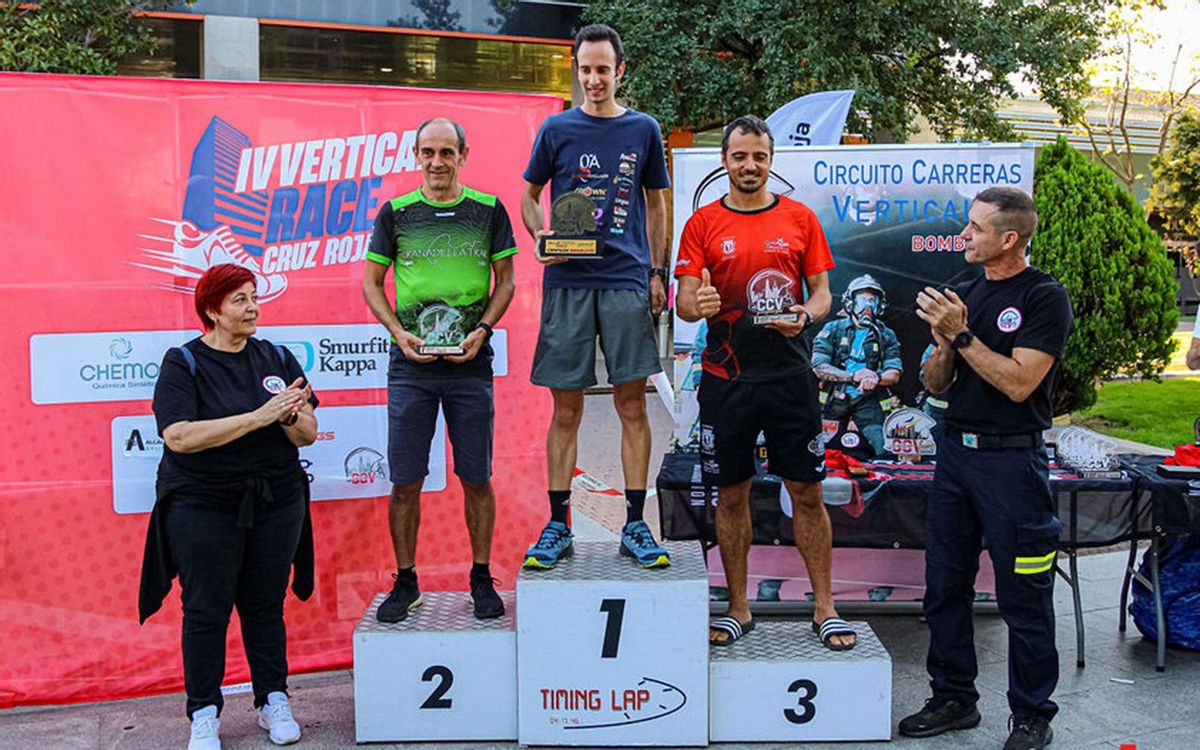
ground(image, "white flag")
xmin=766 ymin=90 xmax=855 ymax=147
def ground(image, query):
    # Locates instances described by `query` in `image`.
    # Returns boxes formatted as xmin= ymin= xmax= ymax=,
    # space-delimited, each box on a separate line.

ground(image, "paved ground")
xmin=2 ymin=390 xmax=1196 ymax=749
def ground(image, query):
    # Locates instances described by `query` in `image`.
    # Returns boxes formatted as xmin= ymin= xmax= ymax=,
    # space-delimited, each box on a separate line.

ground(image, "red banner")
xmin=0 ymin=73 xmax=561 ymax=707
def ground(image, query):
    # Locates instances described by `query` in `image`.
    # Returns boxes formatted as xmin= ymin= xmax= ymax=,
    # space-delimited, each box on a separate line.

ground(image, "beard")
xmin=730 ymin=173 xmax=766 ymax=194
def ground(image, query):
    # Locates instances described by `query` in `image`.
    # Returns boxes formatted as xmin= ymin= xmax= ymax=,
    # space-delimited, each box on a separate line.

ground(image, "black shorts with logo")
xmin=697 ymin=370 xmax=826 ymax=487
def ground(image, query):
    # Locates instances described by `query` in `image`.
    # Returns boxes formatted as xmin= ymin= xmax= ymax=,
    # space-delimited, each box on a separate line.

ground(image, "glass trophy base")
xmin=417 ymin=344 xmax=465 ymax=356
xmin=539 ymin=235 xmax=605 ymax=259
xmin=752 ymin=312 xmax=799 ymax=325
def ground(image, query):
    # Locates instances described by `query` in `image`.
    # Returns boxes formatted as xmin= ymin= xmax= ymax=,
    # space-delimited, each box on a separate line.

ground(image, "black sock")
xmin=471 ymin=562 xmax=490 ymax=579
xmin=398 ymin=566 xmax=416 ymax=581
xmin=549 ymin=490 xmax=571 ymax=524
xmin=625 ymin=489 xmax=647 ymax=524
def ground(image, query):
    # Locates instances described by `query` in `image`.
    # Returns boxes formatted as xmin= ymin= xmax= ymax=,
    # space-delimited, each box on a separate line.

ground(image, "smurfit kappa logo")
xmin=134 ymin=116 xmax=420 ymax=302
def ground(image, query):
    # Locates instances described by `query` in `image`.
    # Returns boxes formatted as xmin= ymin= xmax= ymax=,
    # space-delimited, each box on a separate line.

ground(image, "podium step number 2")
xmin=353 ymin=590 xmax=517 ymax=742
xmin=517 ymin=541 xmax=710 ymax=746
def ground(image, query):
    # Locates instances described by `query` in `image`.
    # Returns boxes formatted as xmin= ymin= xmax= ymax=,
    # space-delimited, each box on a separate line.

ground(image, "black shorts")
xmin=697 ymin=370 xmax=826 ymax=487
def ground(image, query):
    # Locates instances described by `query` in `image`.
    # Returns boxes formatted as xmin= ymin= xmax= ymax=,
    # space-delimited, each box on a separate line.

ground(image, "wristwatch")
xmin=798 ymin=307 xmax=813 ymax=327
xmin=950 ymin=329 xmax=975 ymax=350
xmin=649 ymin=267 xmax=668 ymax=281
xmin=475 ymin=321 xmax=494 ymax=340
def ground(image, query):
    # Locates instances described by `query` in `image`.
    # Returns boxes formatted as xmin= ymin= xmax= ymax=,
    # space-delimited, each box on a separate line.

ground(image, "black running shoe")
xmin=470 ymin=572 xmax=505 ymax=619
xmin=898 ymin=696 xmax=981 ymax=738
xmin=376 ymin=569 xmax=421 ymax=623
xmin=1004 ymin=714 xmax=1053 ymax=750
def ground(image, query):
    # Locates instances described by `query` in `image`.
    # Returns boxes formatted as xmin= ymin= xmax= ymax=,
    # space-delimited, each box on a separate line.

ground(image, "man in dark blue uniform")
xmin=901 ymin=187 xmax=1073 ymax=750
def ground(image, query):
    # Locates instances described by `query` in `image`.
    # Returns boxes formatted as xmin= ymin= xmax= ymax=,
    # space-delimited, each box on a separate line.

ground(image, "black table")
xmin=1113 ymin=455 xmax=1200 ymax=671
xmin=656 ymin=451 xmax=1184 ymax=669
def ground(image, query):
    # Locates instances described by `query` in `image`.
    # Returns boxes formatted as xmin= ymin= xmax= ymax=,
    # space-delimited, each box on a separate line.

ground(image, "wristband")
xmin=798 ymin=308 xmax=813 ymax=327
xmin=475 ymin=321 xmax=494 ymax=339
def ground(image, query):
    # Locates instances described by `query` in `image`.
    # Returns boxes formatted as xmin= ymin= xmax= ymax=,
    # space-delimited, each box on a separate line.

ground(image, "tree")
xmin=1034 ymin=137 xmax=1178 ymax=414
xmin=1074 ymin=0 xmax=1200 ymax=195
xmin=0 ymin=1 xmax=176 ymax=76
xmin=583 ymin=0 xmax=1107 ymax=140
xmin=1150 ymin=108 xmax=1200 ymax=243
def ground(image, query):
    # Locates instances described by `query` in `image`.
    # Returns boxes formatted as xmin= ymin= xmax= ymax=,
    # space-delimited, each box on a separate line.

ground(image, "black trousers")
xmin=167 ymin=492 xmax=305 ymax=718
xmin=924 ymin=436 xmax=1061 ymax=720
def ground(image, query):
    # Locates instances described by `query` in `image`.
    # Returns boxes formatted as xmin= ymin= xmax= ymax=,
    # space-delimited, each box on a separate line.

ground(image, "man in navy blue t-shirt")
xmin=520 ymin=23 xmax=672 ymax=569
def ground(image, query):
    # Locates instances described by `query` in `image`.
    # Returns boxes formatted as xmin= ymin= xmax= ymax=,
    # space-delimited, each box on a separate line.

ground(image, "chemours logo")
xmin=133 ymin=116 xmax=421 ymax=301
xmin=31 ymin=330 xmax=193 ymax=405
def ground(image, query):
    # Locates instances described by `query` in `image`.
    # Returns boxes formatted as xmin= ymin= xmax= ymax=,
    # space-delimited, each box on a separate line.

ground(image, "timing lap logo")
xmin=133 ymin=116 xmax=420 ymax=302
xmin=262 ymin=375 xmax=286 ymax=394
xmin=997 ymin=306 xmax=1023 ymax=333
xmin=542 ymin=676 xmax=688 ymax=730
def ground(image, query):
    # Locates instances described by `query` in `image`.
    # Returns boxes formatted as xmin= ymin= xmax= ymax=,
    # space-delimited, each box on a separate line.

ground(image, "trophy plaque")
xmin=539 ymin=192 xmax=605 ymax=259
xmin=415 ymin=303 xmax=466 ymax=356
xmin=746 ymin=268 xmax=800 ymax=325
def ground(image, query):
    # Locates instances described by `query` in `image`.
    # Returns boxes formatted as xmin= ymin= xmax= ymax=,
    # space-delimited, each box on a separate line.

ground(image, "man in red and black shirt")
xmin=675 ymin=115 xmax=855 ymax=650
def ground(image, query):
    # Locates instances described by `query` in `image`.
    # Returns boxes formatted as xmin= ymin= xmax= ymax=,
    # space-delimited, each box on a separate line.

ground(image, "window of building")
xmin=259 ymin=23 xmax=572 ymax=103
xmin=117 ymin=16 xmax=203 ymax=78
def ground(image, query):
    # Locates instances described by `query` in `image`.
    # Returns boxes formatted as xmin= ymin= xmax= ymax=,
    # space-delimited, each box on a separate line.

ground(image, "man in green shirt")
xmin=363 ymin=118 xmax=517 ymax=622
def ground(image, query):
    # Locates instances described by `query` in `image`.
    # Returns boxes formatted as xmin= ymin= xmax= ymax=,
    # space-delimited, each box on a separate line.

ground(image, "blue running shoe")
xmin=620 ymin=520 xmax=671 ymax=568
xmin=523 ymin=521 xmax=574 ymax=569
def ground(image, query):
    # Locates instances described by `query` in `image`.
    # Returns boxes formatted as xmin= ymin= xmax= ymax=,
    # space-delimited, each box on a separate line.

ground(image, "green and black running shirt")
xmin=366 ymin=185 xmax=517 ymax=378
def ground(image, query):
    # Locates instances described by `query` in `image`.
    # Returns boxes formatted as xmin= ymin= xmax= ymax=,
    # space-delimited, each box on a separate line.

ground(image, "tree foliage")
xmin=1033 ymin=137 xmax=1178 ymax=414
xmin=584 ymin=0 xmax=1106 ymax=139
xmin=1075 ymin=0 xmax=1200 ymax=194
xmin=0 ymin=1 xmax=176 ymax=76
xmin=389 ymin=0 xmax=465 ymax=32
xmin=1150 ymin=109 xmax=1200 ymax=242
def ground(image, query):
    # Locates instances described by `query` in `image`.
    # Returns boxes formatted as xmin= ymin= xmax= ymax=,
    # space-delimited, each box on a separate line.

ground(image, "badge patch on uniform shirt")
xmin=997 ymin=306 xmax=1023 ymax=333
xmin=262 ymin=375 xmax=286 ymax=394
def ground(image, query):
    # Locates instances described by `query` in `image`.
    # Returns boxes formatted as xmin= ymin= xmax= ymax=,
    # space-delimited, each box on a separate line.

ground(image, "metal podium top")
xmin=354 ymin=590 xmax=515 ymax=634
xmin=708 ymin=620 xmax=890 ymax=662
xmin=516 ymin=540 xmax=707 ymax=583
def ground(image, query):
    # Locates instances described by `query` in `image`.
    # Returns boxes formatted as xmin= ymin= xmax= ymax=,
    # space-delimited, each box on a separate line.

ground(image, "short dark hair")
xmin=974 ymin=187 xmax=1038 ymax=248
xmin=415 ymin=117 xmax=467 ymax=152
xmin=721 ymin=115 xmax=774 ymax=155
xmin=573 ymin=23 xmax=624 ymax=68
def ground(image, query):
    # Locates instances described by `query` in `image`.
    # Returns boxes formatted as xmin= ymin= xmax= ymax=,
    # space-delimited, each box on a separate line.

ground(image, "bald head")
xmin=415 ymin=117 xmax=467 ymax=152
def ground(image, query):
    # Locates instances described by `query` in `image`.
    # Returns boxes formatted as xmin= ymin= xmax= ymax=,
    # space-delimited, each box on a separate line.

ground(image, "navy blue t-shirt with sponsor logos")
xmin=945 ymin=266 xmax=1073 ymax=435
xmin=524 ymin=107 xmax=670 ymax=291
xmin=153 ymin=337 xmax=319 ymax=484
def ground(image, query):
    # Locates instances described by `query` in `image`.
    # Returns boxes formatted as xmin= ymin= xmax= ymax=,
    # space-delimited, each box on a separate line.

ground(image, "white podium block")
xmin=709 ymin=620 xmax=892 ymax=742
xmin=517 ymin=541 xmax=709 ymax=746
xmin=353 ymin=590 xmax=516 ymax=742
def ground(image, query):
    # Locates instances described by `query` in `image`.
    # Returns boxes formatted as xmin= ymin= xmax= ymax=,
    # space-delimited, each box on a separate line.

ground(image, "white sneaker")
xmin=258 ymin=691 xmax=301 ymax=745
xmin=188 ymin=705 xmax=221 ymax=750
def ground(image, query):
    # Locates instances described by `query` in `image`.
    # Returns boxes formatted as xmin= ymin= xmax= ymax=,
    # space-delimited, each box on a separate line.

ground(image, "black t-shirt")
xmin=944 ymin=266 xmax=1073 ymax=434
xmin=153 ymin=337 xmax=319 ymax=486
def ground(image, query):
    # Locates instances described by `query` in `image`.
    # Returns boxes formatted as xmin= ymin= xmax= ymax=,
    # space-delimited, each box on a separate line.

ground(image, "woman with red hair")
xmin=139 ymin=264 xmax=318 ymax=750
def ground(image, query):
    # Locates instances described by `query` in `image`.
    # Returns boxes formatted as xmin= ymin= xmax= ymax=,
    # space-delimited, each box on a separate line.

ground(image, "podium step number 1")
xmin=517 ymin=541 xmax=710 ymax=746
xmin=353 ymin=590 xmax=517 ymax=742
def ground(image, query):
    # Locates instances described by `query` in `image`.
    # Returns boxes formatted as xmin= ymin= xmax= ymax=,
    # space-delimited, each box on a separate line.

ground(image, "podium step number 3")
xmin=709 ymin=620 xmax=892 ymax=742
xmin=353 ymin=590 xmax=517 ymax=742
xmin=517 ymin=541 xmax=710 ymax=746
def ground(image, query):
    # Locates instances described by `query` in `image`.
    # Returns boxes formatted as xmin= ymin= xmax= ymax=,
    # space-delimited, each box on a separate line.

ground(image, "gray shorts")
xmin=387 ymin=366 xmax=494 ymax=486
xmin=531 ymin=287 xmax=662 ymax=389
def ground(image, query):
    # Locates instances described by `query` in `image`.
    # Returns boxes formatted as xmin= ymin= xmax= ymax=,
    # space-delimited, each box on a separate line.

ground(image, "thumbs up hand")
xmin=696 ymin=268 xmax=722 ymax=319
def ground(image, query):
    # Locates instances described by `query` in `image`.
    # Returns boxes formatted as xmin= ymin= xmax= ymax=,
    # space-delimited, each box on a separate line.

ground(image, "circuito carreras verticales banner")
xmin=0 ymin=73 xmax=561 ymax=707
